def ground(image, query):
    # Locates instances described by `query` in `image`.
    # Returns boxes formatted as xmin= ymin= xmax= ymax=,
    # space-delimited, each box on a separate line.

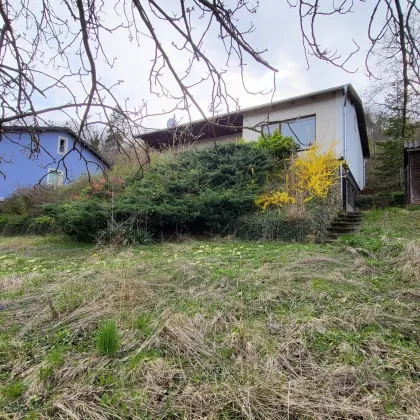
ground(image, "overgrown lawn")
xmin=0 ymin=208 xmax=419 ymax=419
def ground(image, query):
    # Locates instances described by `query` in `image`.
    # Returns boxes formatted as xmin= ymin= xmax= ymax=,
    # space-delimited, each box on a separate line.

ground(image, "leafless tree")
xmin=0 ymin=0 xmax=278 ymax=181
xmin=290 ymin=0 xmax=420 ymax=138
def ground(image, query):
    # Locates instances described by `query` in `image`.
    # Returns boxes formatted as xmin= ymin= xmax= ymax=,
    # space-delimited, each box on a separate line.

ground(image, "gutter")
xmin=342 ymin=84 xmax=349 ymax=210
xmin=343 ymin=84 xmax=348 ymax=160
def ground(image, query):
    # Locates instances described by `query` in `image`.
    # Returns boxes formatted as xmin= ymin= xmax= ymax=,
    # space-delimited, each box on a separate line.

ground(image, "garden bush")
xmin=115 ymin=143 xmax=275 ymax=236
xmin=41 ymin=199 xmax=109 ymax=242
xmin=0 ymin=214 xmax=56 ymax=236
xmin=253 ymin=129 xmax=297 ymax=161
xmin=96 ymin=217 xmax=154 ymax=246
xmin=0 ymin=180 xmax=90 ymax=216
xmin=357 ymin=191 xmax=405 ymax=210
xmin=236 ymin=210 xmax=310 ymax=242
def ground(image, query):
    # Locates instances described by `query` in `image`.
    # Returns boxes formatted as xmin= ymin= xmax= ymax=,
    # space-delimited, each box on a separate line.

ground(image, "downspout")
xmin=343 ymin=84 xmax=348 ymax=161
xmin=341 ymin=84 xmax=349 ymax=210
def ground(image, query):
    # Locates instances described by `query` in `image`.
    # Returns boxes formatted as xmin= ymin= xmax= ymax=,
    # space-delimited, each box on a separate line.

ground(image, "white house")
xmin=139 ymin=84 xmax=370 ymax=212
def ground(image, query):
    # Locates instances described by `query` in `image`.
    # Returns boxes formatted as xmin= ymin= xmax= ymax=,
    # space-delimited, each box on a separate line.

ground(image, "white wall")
xmin=345 ymin=101 xmax=365 ymax=189
xmin=241 ymin=91 xmax=343 ymax=158
xmin=176 ymin=89 xmax=365 ymax=190
xmin=190 ymin=134 xmax=242 ymax=150
xmin=240 ymin=90 xmax=365 ymax=190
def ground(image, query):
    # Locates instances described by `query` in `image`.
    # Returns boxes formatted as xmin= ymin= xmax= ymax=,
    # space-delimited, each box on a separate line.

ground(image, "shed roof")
xmin=405 ymin=140 xmax=420 ymax=151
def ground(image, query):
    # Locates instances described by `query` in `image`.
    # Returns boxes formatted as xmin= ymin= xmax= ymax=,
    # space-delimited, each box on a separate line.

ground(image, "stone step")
xmin=338 ymin=212 xmax=362 ymax=217
xmin=334 ymin=218 xmax=362 ymax=225
xmin=323 ymin=211 xmax=364 ymax=240
xmin=329 ymin=227 xmax=360 ymax=234
xmin=336 ymin=214 xmax=362 ymax=220
xmin=331 ymin=220 xmax=361 ymax=228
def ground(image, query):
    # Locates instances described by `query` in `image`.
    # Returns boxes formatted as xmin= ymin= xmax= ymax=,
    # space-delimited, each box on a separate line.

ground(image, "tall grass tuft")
xmin=96 ymin=319 xmax=120 ymax=355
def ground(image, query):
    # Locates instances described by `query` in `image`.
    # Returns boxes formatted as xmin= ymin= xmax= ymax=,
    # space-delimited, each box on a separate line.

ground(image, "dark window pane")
xmin=281 ymin=116 xmax=315 ymax=148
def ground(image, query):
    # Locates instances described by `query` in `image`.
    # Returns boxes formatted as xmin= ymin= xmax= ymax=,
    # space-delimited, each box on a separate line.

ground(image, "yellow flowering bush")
xmin=256 ymin=143 xmax=342 ymax=209
xmin=255 ymin=190 xmax=296 ymax=210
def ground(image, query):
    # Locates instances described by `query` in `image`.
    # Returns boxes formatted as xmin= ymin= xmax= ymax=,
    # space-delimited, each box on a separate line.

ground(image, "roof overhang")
xmin=140 ymin=113 xmax=243 ymax=149
xmin=346 ymin=85 xmax=370 ymax=158
xmin=139 ymin=84 xmax=370 ymax=157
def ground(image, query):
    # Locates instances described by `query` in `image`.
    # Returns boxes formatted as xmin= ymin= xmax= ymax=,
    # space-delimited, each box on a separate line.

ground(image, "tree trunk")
xmin=394 ymin=0 xmax=409 ymax=139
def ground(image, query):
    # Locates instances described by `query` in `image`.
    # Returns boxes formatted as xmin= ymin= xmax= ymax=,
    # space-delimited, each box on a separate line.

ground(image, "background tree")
xmin=292 ymin=0 xmax=420 ymax=139
xmin=2 ymin=0 xmax=420 ymax=185
xmin=0 ymin=0 xmax=278 ymax=180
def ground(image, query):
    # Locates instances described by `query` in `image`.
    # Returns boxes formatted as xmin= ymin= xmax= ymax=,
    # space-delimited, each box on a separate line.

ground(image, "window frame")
xmin=279 ymin=114 xmax=316 ymax=150
xmin=260 ymin=114 xmax=316 ymax=150
xmin=46 ymin=168 xmax=64 ymax=186
xmin=261 ymin=122 xmax=280 ymax=137
xmin=57 ymin=136 xmax=68 ymax=155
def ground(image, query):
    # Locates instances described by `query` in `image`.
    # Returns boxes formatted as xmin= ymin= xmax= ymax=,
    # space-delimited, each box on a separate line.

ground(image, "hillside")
xmin=0 ymin=208 xmax=419 ymax=419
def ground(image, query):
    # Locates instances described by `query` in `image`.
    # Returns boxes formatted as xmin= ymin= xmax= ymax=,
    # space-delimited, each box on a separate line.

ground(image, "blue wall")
xmin=0 ymin=130 xmax=105 ymax=198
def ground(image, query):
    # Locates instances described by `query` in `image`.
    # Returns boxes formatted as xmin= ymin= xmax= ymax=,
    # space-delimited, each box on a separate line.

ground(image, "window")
xmin=47 ymin=168 xmax=64 ymax=186
xmin=57 ymin=137 xmax=68 ymax=155
xmin=281 ymin=116 xmax=316 ymax=148
xmin=262 ymin=123 xmax=279 ymax=136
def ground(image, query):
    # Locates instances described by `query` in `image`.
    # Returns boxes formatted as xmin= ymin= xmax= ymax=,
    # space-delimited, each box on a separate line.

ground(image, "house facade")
xmin=0 ymin=126 xmax=107 ymax=198
xmin=140 ymin=84 xmax=369 ymax=211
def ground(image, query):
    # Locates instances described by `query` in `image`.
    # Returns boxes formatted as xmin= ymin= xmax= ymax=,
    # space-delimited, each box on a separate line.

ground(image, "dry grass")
xmin=398 ymin=240 xmax=420 ymax=281
xmin=1 ymin=208 xmax=420 ymax=419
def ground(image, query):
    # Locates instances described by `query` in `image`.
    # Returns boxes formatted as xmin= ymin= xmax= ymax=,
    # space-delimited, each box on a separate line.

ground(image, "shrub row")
xmin=1 ymin=141 xmax=341 ymax=244
xmin=0 ymin=214 xmax=56 ymax=236
xmin=40 ymin=143 xmax=278 ymax=242
xmin=236 ymin=211 xmax=310 ymax=242
xmin=358 ymin=191 xmax=404 ymax=209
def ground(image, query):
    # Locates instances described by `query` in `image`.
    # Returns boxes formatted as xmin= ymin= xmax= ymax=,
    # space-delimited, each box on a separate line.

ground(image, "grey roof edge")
xmin=346 ymin=85 xmax=370 ymax=158
xmin=404 ymin=140 xmax=420 ymax=150
xmin=139 ymin=84 xmax=354 ymax=137
xmin=137 ymin=84 xmax=370 ymax=158
xmin=2 ymin=125 xmax=110 ymax=167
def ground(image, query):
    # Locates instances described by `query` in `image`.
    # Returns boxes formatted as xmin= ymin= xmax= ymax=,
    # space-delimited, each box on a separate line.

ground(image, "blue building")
xmin=0 ymin=126 xmax=108 ymax=198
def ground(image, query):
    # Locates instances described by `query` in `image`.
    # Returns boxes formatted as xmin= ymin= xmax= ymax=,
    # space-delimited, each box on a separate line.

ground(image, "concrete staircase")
xmin=327 ymin=211 xmax=362 ymax=240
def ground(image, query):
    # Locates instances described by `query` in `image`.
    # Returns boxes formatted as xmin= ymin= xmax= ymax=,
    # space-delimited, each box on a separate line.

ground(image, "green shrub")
xmin=253 ymin=130 xmax=297 ymax=161
xmin=0 ymin=214 xmax=56 ymax=236
xmin=26 ymin=216 xmax=56 ymax=235
xmin=96 ymin=320 xmax=120 ymax=355
xmin=42 ymin=199 xmax=109 ymax=242
xmin=392 ymin=191 xmax=404 ymax=206
xmin=96 ymin=217 xmax=154 ymax=246
xmin=236 ymin=210 xmax=310 ymax=242
xmin=117 ymin=143 xmax=274 ymax=236
xmin=357 ymin=191 xmax=405 ymax=210
xmin=307 ymin=185 xmax=342 ymax=242
xmin=0 ymin=180 xmax=90 ymax=216
xmin=0 ymin=214 xmax=30 ymax=235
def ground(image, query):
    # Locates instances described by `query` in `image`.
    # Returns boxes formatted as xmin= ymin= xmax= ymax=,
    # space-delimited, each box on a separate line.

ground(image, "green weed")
xmin=1 ymin=381 xmax=26 ymax=399
xmin=96 ymin=320 xmax=120 ymax=356
xmin=135 ymin=313 xmax=154 ymax=337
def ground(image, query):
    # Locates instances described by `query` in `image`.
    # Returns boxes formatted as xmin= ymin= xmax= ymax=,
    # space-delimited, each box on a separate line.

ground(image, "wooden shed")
xmin=404 ymin=140 xmax=420 ymax=204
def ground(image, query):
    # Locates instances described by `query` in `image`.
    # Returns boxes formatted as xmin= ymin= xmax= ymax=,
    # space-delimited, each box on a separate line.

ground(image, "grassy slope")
xmin=0 ymin=208 xmax=419 ymax=419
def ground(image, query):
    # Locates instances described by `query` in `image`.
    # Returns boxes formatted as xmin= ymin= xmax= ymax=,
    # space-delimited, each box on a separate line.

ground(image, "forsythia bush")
xmin=256 ymin=143 xmax=342 ymax=209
